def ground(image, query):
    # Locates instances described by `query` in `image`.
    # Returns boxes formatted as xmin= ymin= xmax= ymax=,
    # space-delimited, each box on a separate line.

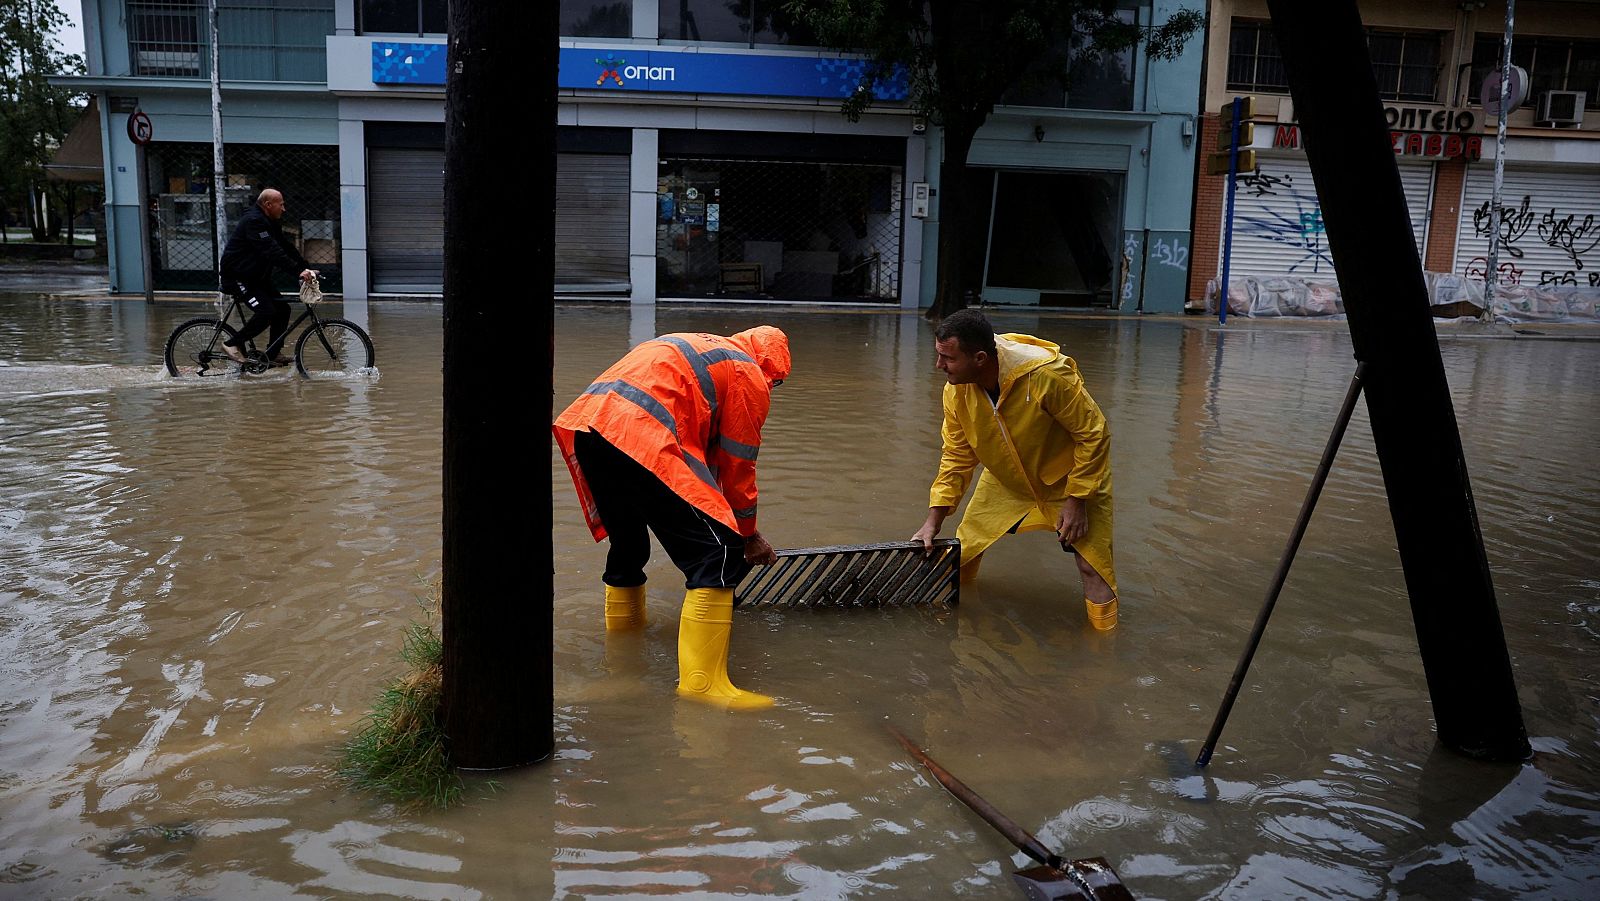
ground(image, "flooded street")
xmin=1 ymin=290 xmax=1598 ymax=899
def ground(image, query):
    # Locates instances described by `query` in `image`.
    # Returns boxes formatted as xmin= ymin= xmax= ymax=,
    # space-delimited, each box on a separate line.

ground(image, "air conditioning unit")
xmin=1535 ymin=90 xmax=1586 ymax=126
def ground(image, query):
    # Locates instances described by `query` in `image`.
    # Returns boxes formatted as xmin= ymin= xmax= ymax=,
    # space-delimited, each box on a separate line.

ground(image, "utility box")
xmin=911 ymin=182 xmax=930 ymax=219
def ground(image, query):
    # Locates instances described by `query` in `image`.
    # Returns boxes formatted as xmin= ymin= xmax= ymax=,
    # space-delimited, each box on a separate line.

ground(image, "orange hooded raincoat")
xmin=553 ymin=327 xmax=791 ymax=541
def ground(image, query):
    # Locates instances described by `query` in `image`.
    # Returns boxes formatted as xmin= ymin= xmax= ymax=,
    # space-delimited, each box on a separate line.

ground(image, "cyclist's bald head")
xmin=257 ymin=189 xmax=285 ymax=219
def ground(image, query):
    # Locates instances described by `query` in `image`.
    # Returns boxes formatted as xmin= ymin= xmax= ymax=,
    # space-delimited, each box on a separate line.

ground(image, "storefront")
xmin=144 ymin=142 xmax=340 ymax=292
xmin=361 ymin=124 xmax=630 ymax=295
xmin=1453 ymin=163 xmax=1600 ymax=288
xmin=1220 ymin=153 xmax=1434 ymax=279
xmin=655 ymin=132 xmax=904 ymax=302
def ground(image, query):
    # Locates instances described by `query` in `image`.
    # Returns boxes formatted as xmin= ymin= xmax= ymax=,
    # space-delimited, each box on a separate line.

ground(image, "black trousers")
xmin=573 ymin=430 xmax=750 ymax=591
xmin=223 ymin=277 xmax=290 ymax=355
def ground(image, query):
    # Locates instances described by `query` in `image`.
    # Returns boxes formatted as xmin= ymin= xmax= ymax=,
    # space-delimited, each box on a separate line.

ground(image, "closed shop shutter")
xmin=556 ymin=153 xmax=629 ymax=291
xmin=368 ymin=147 xmax=444 ymax=293
xmin=1221 ymin=156 xmax=1433 ymax=279
xmin=1453 ymin=165 xmax=1600 ymax=287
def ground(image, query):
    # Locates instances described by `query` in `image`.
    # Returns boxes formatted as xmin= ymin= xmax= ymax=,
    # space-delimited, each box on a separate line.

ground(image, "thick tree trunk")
xmin=928 ymin=121 xmax=979 ymax=321
xmin=1267 ymin=0 xmax=1528 ymax=762
xmin=438 ymin=0 xmax=556 ymax=769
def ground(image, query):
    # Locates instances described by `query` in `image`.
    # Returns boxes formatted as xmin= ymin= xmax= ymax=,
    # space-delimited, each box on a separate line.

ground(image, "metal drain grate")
xmin=735 ymin=540 xmax=960 ymax=610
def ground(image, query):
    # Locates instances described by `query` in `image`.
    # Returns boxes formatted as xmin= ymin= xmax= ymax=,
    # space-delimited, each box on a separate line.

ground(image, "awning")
xmin=45 ymin=97 xmax=104 ymax=183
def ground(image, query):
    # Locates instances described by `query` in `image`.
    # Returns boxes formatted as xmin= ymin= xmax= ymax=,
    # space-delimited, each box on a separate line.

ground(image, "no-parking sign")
xmin=126 ymin=110 xmax=153 ymax=145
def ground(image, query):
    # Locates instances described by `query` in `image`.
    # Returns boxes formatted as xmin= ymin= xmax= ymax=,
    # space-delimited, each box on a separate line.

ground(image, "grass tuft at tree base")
xmin=338 ymin=592 xmax=464 ymax=810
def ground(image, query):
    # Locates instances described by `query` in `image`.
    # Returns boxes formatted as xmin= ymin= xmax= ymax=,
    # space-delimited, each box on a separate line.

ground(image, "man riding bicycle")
xmin=219 ymin=188 xmax=317 ymax=366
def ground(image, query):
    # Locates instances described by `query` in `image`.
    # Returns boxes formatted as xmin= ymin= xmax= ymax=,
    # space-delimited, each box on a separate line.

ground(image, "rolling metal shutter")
xmin=1453 ymin=165 xmax=1600 ymax=286
xmin=555 ymin=153 xmax=629 ymax=292
xmin=1221 ymin=156 xmax=1433 ymax=279
xmin=368 ymin=147 xmax=444 ymax=293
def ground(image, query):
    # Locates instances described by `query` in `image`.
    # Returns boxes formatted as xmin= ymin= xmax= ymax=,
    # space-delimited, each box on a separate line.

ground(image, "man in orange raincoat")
xmin=554 ymin=326 xmax=790 ymax=709
xmin=911 ymin=309 xmax=1119 ymax=630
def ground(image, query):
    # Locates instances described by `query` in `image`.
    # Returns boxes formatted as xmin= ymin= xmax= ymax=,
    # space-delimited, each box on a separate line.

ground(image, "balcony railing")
xmin=128 ymin=0 xmax=334 ymax=82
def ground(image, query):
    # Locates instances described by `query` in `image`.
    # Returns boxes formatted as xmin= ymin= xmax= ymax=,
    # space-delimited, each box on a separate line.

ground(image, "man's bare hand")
xmin=1056 ymin=496 xmax=1088 ymax=548
xmin=912 ymin=507 xmax=951 ymax=556
xmin=744 ymin=532 xmax=777 ymax=566
xmin=299 ymin=269 xmax=318 ymax=282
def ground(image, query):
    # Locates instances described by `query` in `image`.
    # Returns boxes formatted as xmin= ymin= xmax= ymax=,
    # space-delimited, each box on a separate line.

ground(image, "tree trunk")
xmin=928 ymin=120 xmax=979 ymax=321
xmin=438 ymin=0 xmax=556 ymax=769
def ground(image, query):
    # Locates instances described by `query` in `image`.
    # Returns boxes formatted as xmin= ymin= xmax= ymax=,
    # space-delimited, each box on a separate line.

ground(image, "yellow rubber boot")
xmin=1086 ymin=596 xmax=1118 ymax=631
xmin=676 ymin=587 xmax=773 ymax=710
xmin=604 ymin=583 xmax=647 ymax=631
xmin=960 ymin=554 xmax=983 ymax=584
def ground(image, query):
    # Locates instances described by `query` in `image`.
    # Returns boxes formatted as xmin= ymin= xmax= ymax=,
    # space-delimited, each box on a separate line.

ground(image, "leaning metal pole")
xmin=1265 ymin=0 xmax=1529 ymax=762
xmin=1197 ymin=363 xmax=1367 ymax=768
xmin=438 ymin=1 xmax=554 ymax=768
xmin=1482 ymin=0 xmax=1516 ymax=320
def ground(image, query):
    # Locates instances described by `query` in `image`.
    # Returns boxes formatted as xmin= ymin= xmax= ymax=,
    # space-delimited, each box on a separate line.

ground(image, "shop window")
xmin=1368 ymin=29 xmax=1441 ymax=102
xmin=360 ymin=0 xmax=448 ymax=35
xmin=656 ymin=157 xmax=901 ymax=301
xmin=144 ymin=142 xmax=342 ymax=292
xmin=658 ymin=0 xmax=817 ymax=47
xmin=562 ymin=1 xmax=630 ymax=38
xmin=1226 ymin=20 xmax=1287 ymax=94
xmin=1468 ymin=35 xmax=1600 ymax=103
xmin=1000 ymin=8 xmax=1136 ymax=111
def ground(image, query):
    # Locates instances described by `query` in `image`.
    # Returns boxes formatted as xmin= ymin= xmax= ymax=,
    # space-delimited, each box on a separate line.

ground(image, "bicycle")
xmin=164 ymin=277 xmax=375 ymax=378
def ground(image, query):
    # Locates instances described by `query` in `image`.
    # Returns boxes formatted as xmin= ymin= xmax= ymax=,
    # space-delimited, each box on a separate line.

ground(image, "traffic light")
xmin=1208 ymin=96 xmax=1258 ymax=176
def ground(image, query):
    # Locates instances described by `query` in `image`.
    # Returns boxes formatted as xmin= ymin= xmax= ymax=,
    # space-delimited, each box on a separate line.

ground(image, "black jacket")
xmin=219 ymin=202 xmax=307 ymax=284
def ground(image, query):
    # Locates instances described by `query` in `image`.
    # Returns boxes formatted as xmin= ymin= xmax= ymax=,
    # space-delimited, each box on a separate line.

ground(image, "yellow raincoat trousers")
xmin=929 ymin=333 xmax=1117 ymax=595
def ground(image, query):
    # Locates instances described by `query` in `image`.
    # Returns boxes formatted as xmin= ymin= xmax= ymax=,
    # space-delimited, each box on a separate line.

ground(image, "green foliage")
xmin=0 ymin=0 xmax=86 ymax=237
xmin=338 ymin=596 xmax=465 ymax=810
xmin=789 ymin=0 xmax=1202 ymax=129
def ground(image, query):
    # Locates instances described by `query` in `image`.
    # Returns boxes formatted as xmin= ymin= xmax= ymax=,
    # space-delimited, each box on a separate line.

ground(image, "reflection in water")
xmin=0 ymin=290 xmax=1597 ymax=897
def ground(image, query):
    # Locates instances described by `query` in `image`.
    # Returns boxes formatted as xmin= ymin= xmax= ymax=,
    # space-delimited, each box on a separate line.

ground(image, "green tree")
xmin=0 ymin=0 xmax=85 ymax=242
xmin=789 ymin=0 xmax=1201 ymax=317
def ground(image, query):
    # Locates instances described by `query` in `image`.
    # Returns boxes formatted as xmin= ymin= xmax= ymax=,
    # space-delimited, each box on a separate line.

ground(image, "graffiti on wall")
xmin=1467 ymin=195 xmax=1600 ymax=285
xmin=1235 ymin=167 xmax=1333 ymax=274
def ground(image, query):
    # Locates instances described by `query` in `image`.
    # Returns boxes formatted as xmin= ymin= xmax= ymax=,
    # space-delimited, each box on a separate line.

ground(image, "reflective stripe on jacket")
xmin=554 ymin=331 xmax=780 ymax=540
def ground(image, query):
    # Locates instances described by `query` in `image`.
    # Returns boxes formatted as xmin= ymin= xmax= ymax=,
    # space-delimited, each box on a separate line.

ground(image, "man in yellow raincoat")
xmin=911 ymin=309 xmax=1119 ymax=629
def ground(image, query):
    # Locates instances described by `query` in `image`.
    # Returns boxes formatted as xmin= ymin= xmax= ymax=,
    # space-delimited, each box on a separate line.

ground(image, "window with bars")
xmin=1468 ymin=35 xmax=1600 ymax=103
xmin=128 ymin=1 xmax=335 ymax=81
xmin=1227 ymin=20 xmax=1442 ymax=101
xmin=1367 ymin=29 xmax=1441 ymax=102
xmin=1226 ymin=20 xmax=1287 ymax=93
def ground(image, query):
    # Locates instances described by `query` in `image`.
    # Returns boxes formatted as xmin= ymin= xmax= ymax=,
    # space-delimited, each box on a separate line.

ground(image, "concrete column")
xmin=901 ymin=135 xmax=926 ymax=310
xmin=629 ymin=128 xmax=659 ymax=306
xmin=633 ymin=0 xmax=659 ymax=39
xmin=337 ymin=114 xmax=370 ymax=316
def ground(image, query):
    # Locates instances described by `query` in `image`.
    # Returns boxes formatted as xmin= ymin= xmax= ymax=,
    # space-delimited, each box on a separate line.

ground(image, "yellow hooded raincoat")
xmin=929 ymin=333 xmax=1116 ymax=595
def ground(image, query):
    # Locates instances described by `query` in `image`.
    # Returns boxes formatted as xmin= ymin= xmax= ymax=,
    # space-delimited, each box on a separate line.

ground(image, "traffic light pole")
xmin=1218 ymin=96 xmax=1243 ymax=325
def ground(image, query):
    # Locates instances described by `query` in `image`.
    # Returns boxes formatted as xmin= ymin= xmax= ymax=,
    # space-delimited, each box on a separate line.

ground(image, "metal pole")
xmin=1483 ymin=0 xmax=1515 ymax=321
xmin=137 ymin=142 xmax=153 ymax=303
xmin=208 ymin=0 xmax=227 ymax=297
xmin=1197 ymin=362 xmax=1367 ymax=768
xmin=1218 ymin=97 xmax=1242 ymax=325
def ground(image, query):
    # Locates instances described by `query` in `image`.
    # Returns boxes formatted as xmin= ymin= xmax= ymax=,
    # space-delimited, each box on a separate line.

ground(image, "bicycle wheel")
xmin=165 ymin=318 xmax=241 ymax=377
xmin=295 ymin=318 xmax=375 ymax=377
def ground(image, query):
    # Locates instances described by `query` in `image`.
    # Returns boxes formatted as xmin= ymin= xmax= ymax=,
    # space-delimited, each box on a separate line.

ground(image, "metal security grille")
xmin=735 ymin=540 xmax=960 ymax=610
xmin=145 ymin=142 xmax=341 ymax=292
xmin=128 ymin=0 xmax=334 ymax=82
xmin=657 ymin=157 xmax=902 ymax=302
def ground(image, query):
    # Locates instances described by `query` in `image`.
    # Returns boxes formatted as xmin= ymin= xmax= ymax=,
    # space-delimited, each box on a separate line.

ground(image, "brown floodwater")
xmin=1 ymin=290 xmax=1597 ymax=899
